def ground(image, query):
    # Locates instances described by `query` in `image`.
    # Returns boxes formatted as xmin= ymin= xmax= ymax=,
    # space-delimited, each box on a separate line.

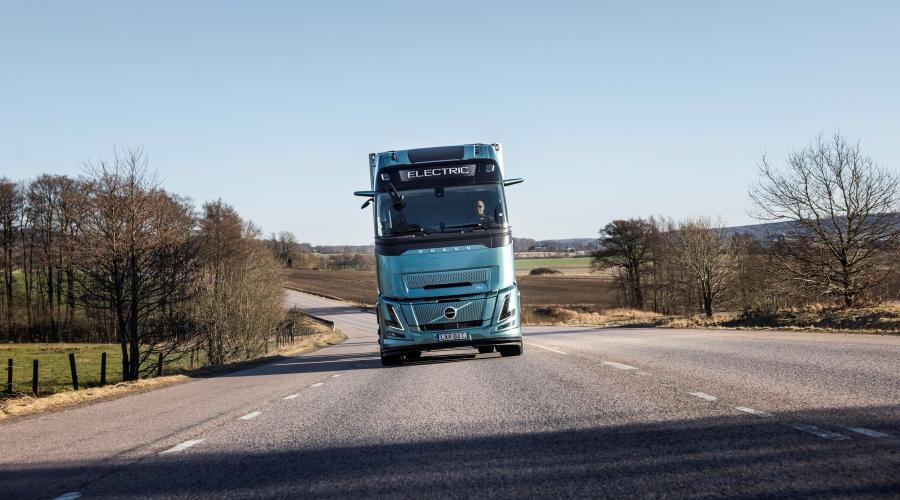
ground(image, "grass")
xmin=0 ymin=343 xmax=202 ymax=396
xmin=0 ymin=319 xmax=346 ymax=421
xmin=0 ymin=318 xmax=343 ymax=398
xmin=522 ymin=302 xmax=900 ymax=334
xmin=522 ymin=305 xmax=664 ymax=327
xmin=514 ymin=257 xmax=592 ymax=269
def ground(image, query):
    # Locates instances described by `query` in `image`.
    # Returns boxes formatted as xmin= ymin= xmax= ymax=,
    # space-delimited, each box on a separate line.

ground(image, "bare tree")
xmin=675 ymin=218 xmax=730 ymax=317
xmin=274 ymin=231 xmax=297 ymax=267
xmin=199 ymin=201 xmax=283 ymax=365
xmin=0 ymin=179 xmax=23 ymax=335
xmin=750 ymin=133 xmax=900 ymax=307
xmin=72 ymin=149 xmax=198 ymax=380
xmin=591 ymin=219 xmax=658 ymax=309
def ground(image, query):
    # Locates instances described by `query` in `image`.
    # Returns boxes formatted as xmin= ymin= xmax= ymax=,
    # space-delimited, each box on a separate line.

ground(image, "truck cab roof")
xmin=368 ymin=143 xmax=504 ymax=187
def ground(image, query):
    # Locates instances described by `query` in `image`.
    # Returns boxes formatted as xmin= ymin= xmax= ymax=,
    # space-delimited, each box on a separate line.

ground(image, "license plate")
xmin=436 ymin=332 xmax=470 ymax=342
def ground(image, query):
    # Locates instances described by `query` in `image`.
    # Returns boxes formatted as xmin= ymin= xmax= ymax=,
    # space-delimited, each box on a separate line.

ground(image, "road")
xmin=2 ymin=290 xmax=899 ymax=499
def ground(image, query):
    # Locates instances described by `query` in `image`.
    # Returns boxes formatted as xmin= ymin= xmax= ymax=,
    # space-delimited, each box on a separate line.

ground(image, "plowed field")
xmin=284 ymin=270 xmax=617 ymax=308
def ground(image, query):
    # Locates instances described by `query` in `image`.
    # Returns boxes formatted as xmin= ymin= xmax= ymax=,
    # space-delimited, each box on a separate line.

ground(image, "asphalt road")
xmin=2 ymin=290 xmax=899 ymax=499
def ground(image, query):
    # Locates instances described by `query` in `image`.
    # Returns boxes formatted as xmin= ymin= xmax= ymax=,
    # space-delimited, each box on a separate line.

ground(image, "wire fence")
xmin=1 ymin=313 xmax=329 ymax=398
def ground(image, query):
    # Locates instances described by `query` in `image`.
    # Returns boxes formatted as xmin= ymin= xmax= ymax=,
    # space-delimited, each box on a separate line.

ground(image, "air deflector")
xmin=407 ymin=145 xmax=465 ymax=163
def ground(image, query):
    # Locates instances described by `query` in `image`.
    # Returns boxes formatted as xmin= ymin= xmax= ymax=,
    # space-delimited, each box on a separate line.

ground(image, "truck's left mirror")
xmin=361 ymin=198 xmax=373 ymax=209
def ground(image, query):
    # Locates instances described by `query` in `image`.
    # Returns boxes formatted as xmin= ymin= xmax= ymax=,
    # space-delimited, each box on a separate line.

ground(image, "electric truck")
xmin=354 ymin=143 xmax=524 ymax=365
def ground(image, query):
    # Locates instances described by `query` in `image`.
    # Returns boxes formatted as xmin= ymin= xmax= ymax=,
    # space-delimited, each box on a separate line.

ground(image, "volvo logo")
xmin=443 ymin=307 xmax=457 ymax=320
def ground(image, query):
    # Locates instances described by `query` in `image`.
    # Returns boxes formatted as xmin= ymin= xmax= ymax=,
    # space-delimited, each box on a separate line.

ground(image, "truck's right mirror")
xmin=503 ymin=178 xmax=524 ymax=187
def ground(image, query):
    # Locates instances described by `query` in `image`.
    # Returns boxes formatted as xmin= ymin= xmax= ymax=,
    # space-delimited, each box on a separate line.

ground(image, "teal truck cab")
xmin=355 ymin=143 xmax=524 ymax=365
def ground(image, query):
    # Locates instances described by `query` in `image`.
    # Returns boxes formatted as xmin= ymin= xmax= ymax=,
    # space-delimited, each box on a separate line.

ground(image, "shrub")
xmin=529 ymin=267 xmax=562 ymax=275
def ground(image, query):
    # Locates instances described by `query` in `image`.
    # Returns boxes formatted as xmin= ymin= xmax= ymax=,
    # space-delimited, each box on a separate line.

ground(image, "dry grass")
xmin=523 ymin=302 xmax=900 ymax=334
xmin=0 ymin=375 xmax=190 ymax=421
xmin=712 ymin=302 xmax=900 ymax=334
xmin=0 ymin=321 xmax=345 ymax=422
xmin=522 ymin=305 xmax=664 ymax=327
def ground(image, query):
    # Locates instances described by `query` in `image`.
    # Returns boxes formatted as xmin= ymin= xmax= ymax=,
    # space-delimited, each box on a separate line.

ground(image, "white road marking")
xmin=602 ymin=361 xmax=637 ymax=370
xmin=735 ymin=406 xmax=773 ymax=417
xmin=283 ymin=394 xmax=300 ymax=400
xmin=525 ymin=343 xmax=568 ymax=355
xmin=331 ymin=374 xmax=342 ymax=378
xmin=689 ymin=392 xmax=718 ymax=401
xmin=160 ymin=439 xmax=205 ymax=454
xmin=54 ymin=493 xmax=81 ymax=500
xmin=792 ymin=424 xmax=851 ymax=441
xmin=846 ymin=427 xmax=892 ymax=439
xmin=239 ymin=411 xmax=261 ymax=420
xmin=310 ymin=382 xmax=325 ymax=387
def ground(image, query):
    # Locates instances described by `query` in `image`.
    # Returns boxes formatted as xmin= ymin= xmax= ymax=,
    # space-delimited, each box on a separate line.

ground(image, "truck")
xmin=354 ymin=143 xmax=525 ymax=365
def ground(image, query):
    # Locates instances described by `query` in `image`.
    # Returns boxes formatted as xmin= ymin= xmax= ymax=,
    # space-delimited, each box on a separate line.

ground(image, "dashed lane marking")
xmin=310 ymin=382 xmax=325 ymax=387
xmin=239 ymin=411 xmax=261 ymax=420
xmin=54 ymin=493 xmax=81 ymax=500
xmin=735 ymin=406 xmax=773 ymax=417
xmin=602 ymin=361 xmax=638 ymax=370
xmin=689 ymin=392 xmax=718 ymax=401
xmin=283 ymin=394 xmax=300 ymax=400
xmin=846 ymin=427 xmax=892 ymax=439
xmin=525 ymin=343 xmax=568 ymax=355
xmin=792 ymin=424 xmax=851 ymax=441
xmin=160 ymin=439 xmax=205 ymax=454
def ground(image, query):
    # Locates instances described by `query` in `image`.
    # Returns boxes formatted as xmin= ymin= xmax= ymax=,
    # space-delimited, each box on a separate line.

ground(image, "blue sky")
xmin=2 ymin=1 xmax=899 ymax=245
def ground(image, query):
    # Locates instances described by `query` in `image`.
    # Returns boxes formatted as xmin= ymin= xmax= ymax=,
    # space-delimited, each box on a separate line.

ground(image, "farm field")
xmin=514 ymin=256 xmax=593 ymax=275
xmin=283 ymin=269 xmax=617 ymax=308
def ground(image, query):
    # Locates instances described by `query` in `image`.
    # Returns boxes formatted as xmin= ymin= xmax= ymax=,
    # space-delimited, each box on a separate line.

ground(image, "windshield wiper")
xmin=444 ymin=223 xmax=488 ymax=231
xmin=390 ymin=226 xmax=429 ymax=236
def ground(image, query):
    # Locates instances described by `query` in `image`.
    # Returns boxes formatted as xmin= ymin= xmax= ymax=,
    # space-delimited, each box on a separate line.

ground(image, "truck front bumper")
xmin=380 ymin=327 xmax=523 ymax=355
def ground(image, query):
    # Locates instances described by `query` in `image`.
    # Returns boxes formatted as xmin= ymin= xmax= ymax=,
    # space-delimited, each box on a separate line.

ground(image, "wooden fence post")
xmin=32 ymin=360 xmax=38 ymax=395
xmin=100 ymin=352 xmax=107 ymax=387
xmin=68 ymin=353 xmax=78 ymax=390
xmin=5 ymin=359 xmax=12 ymax=393
xmin=157 ymin=353 xmax=163 ymax=377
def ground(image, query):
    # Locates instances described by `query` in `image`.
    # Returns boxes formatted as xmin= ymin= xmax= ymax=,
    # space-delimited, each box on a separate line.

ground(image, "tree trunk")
xmin=128 ymin=253 xmax=140 ymax=380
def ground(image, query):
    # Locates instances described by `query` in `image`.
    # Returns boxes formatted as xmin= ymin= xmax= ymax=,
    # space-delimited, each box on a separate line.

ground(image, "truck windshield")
xmin=377 ymin=184 xmax=507 ymax=237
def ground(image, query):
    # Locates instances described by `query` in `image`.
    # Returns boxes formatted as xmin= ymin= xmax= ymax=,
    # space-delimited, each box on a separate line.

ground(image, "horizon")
xmin=4 ymin=1 xmax=900 ymax=244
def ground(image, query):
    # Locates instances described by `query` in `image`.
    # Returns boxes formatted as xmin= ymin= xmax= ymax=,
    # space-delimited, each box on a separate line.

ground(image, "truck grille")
xmin=419 ymin=320 xmax=484 ymax=332
xmin=410 ymin=299 xmax=485 ymax=326
xmin=404 ymin=269 xmax=490 ymax=290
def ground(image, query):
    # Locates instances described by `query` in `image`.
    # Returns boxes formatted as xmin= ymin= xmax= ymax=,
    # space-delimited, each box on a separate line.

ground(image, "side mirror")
xmin=354 ymin=190 xmax=377 ymax=197
xmin=360 ymin=198 xmax=373 ymax=209
xmin=503 ymin=178 xmax=524 ymax=187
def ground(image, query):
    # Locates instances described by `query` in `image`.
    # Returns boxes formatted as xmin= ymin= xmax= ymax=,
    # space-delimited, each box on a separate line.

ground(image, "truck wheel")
xmin=404 ymin=351 xmax=422 ymax=361
xmin=477 ymin=346 xmax=495 ymax=354
xmin=381 ymin=353 xmax=403 ymax=366
xmin=498 ymin=344 xmax=523 ymax=357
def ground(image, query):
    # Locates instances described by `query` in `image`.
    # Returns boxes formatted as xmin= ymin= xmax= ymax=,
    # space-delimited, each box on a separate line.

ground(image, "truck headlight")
xmin=498 ymin=293 xmax=515 ymax=322
xmin=384 ymin=303 xmax=403 ymax=330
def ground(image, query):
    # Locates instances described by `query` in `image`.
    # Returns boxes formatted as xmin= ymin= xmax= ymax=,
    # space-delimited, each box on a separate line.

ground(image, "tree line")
xmin=0 ymin=149 xmax=285 ymax=379
xmin=592 ymin=134 xmax=900 ymax=317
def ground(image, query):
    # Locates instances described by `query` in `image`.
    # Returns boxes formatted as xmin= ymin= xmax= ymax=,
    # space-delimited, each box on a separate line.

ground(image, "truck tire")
xmin=477 ymin=346 xmax=495 ymax=354
xmin=405 ymin=351 xmax=422 ymax=361
xmin=381 ymin=353 xmax=403 ymax=366
xmin=498 ymin=344 xmax=523 ymax=357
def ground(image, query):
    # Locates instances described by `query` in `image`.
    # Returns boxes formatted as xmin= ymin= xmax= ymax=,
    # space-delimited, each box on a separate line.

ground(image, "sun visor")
xmin=407 ymin=145 xmax=465 ymax=163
